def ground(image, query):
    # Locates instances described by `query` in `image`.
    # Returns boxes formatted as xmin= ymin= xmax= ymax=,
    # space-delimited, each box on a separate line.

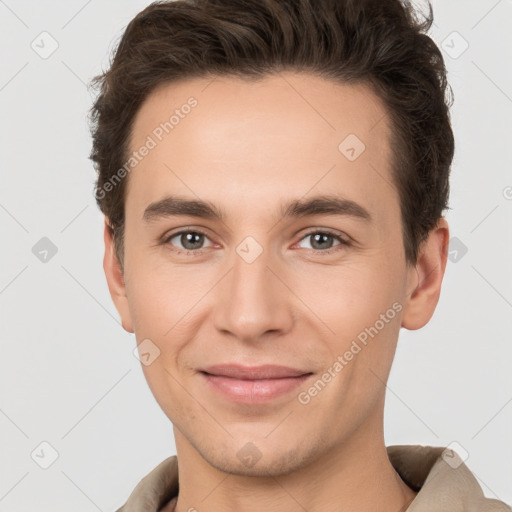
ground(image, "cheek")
xmin=305 ymin=262 xmax=403 ymax=355
xmin=139 ymin=358 xmax=192 ymax=425
xmin=290 ymin=260 xmax=388 ymax=317
xmin=125 ymin=261 xmax=202 ymax=375
xmin=124 ymin=256 xmax=185 ymax=335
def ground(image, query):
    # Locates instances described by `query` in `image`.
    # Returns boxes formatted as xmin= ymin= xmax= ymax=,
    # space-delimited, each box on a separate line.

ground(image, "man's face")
xmin=106 ymin=72 xmax=430 ymax=475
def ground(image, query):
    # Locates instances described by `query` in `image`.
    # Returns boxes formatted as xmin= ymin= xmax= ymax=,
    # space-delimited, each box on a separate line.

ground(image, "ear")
xmin=103 ymin=218 xmax=134 ymax=333
xmin=401 ymin=217 xmax=450 ymax=330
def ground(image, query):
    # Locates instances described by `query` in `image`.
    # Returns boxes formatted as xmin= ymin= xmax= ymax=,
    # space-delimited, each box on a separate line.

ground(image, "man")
xmin=89 ymin=0 xmax=511 ymax=511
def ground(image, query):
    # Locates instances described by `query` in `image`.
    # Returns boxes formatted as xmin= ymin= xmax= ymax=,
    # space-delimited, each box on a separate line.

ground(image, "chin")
xmin=199 ymin=439 xmax=316 ymax=478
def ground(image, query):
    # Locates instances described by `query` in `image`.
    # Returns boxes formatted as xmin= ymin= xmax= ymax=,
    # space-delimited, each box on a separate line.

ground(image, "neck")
xmin=170 ymin=409 xmax=417 ymax=512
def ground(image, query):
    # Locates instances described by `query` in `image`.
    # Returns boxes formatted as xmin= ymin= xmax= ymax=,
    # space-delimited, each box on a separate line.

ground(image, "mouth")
xmin=198 ymin=364 xmax=314 ymax=404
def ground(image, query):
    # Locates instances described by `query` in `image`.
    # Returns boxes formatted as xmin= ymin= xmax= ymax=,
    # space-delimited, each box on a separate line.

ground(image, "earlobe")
xmin=103 ymin=219 xmax=134 ymax=333
xmin=401 ymin=217 xmax=450 ymax=330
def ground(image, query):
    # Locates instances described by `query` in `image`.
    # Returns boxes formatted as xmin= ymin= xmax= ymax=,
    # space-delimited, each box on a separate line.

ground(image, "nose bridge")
xmin=212 ymin=235 xmax=293 ymax=340
xmin=232 ymin=237 xmax=271 ymax=297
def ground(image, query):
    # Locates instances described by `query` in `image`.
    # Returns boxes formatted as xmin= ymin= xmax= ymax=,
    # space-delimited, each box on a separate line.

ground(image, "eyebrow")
xmin=142 ymin=194 xmax=372 ymax=224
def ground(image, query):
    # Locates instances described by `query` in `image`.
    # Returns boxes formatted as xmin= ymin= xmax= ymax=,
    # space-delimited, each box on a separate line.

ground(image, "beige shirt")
xmin=115 ymin=445 xmax=511 ymax=512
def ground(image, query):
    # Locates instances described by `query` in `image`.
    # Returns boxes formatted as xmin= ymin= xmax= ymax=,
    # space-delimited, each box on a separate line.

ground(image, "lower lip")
xmin=200 ymin=372 xmax=312 ymax=404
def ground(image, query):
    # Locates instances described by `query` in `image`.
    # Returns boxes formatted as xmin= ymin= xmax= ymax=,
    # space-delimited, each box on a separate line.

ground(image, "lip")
xmin=199 ymin=364 xmax=313 ymax=404
xmin=201 ymin=364 xmax=310 ymax=379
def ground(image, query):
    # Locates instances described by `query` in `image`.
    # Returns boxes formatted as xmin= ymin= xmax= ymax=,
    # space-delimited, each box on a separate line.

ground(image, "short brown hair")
xmin=89 ymin=0 xmax=454 ymax=269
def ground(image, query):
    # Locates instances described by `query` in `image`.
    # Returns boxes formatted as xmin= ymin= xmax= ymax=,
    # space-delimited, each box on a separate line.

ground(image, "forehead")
xmin=126 ymin=72 xmax=398 ymax=225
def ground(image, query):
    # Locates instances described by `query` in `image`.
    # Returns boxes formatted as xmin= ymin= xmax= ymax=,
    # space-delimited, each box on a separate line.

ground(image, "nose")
xmin=212 ymin=241 xmax=295 ymax=343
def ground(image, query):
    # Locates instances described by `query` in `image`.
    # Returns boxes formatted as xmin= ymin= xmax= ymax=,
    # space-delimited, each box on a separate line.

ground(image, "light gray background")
xmin=1 ymin=0 xmax=511 ymax=510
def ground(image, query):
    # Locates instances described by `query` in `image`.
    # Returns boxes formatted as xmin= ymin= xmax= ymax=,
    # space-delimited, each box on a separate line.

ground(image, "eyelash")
xmin=162 ymin=228 xmax=351 ymax=256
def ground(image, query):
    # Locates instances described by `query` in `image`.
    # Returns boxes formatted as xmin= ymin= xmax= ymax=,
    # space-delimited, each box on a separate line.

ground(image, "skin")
xmin=104 ymin=72 xmax=449 ymax=512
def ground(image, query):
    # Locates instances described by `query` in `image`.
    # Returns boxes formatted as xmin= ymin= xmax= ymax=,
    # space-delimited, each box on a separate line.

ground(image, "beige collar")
xmin=116 ymin=445 xmax=511 ymax=512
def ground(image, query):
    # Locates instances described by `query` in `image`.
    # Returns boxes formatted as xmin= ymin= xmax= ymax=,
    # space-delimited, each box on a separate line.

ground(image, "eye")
xmin=162 ymin=228 xmax=351 ymax=256
xmin=164 ymin=229 xmax=214 ymax=253
xmin=296 ymin=230 xmax=351 ymax=254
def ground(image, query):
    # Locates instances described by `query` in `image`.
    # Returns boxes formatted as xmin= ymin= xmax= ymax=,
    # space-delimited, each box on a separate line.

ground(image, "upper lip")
xmin=200 ymin=364 xmax=311 ymax=380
